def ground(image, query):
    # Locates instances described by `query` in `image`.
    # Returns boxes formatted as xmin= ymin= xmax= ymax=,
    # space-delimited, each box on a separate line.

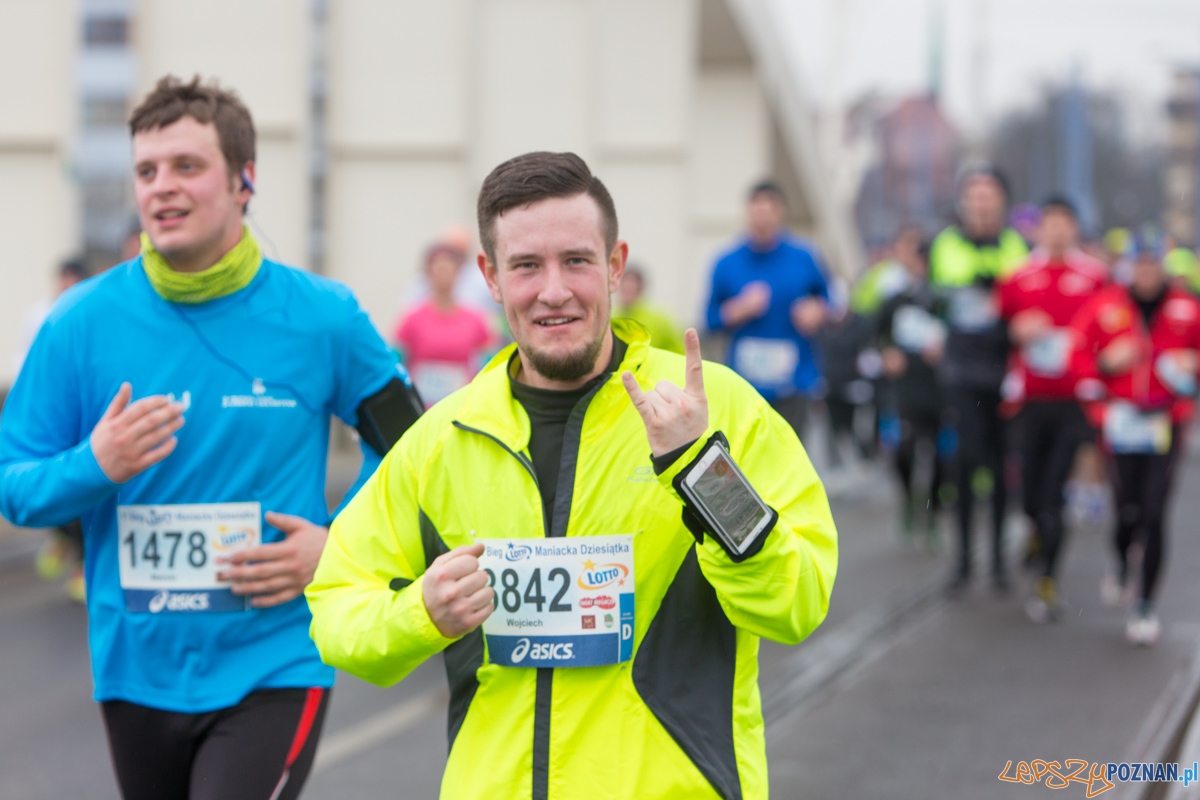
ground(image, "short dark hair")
xmin=477 ymin=152 xmax=618 ymax=264
xmin=423 ymin=242 xmax=464 ymax=270
xmin=129 ymin=75 xmax=256 ymax=177
xmin=958 ymin=164 xmax=1011 ymax=202
xmin=59 ymin=257 xmax=89 ymax=281
xmin=1040 ymin=194 xmax=1078 ymax=220
xmin=749 ymin=179 xmax=787 ymax=206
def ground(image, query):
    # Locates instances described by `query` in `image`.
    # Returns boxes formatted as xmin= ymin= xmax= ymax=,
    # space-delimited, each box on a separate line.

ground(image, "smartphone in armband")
xmin=674 ymin=433 xmax=778 ymax=562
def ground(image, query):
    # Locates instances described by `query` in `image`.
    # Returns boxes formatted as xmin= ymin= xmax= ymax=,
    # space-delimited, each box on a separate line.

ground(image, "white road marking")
xmin=312 ymin=690 xmax=448 ymax=773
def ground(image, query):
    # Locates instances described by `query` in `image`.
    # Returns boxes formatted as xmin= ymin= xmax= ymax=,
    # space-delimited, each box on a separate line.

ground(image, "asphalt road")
xmin=3 ymin=428 xmax=1200 ymax=799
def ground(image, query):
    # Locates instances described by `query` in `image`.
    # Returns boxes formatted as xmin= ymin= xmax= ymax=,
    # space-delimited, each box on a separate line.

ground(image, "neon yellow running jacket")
xmin=306 ymin=319 xmax=838 ymax=800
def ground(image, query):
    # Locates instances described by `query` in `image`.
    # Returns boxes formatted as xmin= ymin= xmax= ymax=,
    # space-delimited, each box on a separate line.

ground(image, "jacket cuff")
xmin=78 ymin=437 xmax=120 ymax=494
xmin=399 ymin=573 xmax=463 ymax=652
xmin=655 ymin=429 xmax=715 ymax=503
xmin=651 ymin=439 xmax=699 ymax=475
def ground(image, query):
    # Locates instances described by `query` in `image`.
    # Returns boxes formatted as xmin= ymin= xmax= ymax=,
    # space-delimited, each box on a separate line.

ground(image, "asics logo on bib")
xmin=509 ymin=638 xmax=575 ymax=664
xmin=149 ymin=590 xmax=211 ymax=613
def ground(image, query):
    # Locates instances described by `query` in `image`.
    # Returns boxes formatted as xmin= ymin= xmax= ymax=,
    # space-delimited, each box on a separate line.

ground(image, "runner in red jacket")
xmin=1069 ymin=229 xmax=1200 ymax=645
xmin=997 ymin=197 xmax=1107 ymax=620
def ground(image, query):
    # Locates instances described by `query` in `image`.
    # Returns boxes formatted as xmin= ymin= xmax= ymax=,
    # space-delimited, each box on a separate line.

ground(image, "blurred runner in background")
xmin=930 ymin=166 xmax=1028 ymax=593
xmin=997 ymin=197 xmax=1107 ymax=619
xmin=846 ymin=224 xmax=931 ymax=471
xmin=849 ymin=226 xmax=918 ymax=318
xmin=15 ymin=257 xmax=91 ymax=603
xmin=875 ymin=236 xmax=947 ymax=546
xmin=394 ymin=242 xmax=497 ymax=407
xmin=0 ymin=76 xmax=419 ymax=800
xmin=1164 ymin=235 xmax=1200 ymax=295
xmin=1070 ymin=228 xmax=1200 ymax=646
xmin=705 ymin=180 xmax=830 ymax=442
xmin=613 ymin=264 xmax=685 ymax=354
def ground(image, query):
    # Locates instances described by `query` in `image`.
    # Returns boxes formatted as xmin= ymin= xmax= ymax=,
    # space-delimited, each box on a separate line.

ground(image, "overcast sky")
xmin=772 ymin=0 xmax=1200 ymax=142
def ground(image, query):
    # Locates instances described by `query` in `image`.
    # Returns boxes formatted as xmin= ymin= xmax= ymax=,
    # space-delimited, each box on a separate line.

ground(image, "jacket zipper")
xmin=451 ymin=419 xmax=554 ymax=800
xmin=451 ymin=420 xmax=548 ymax=536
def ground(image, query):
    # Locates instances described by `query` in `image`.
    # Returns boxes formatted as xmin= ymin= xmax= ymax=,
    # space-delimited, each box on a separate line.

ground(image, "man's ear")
xmin=235 ymin=162 xmax=256 ymax=214
xmin=479 ymin=250 xmax=503 ymax=304
xmin=608 ymin=241 xmax=629 ymax=295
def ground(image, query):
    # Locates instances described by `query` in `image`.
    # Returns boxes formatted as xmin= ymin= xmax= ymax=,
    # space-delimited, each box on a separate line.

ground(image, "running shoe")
xmin=35 ymin=536 xmax=72 ymax=581
xmin=65 ymin=568 xmax=86 ymax=605
xmin=1025 ymin=577 xmax=1059 ymax=624
xmin=1100 ymin=573 xmax=1134 ymax=609
xmin=1125 ymin=604 xmax=1162 ymax=647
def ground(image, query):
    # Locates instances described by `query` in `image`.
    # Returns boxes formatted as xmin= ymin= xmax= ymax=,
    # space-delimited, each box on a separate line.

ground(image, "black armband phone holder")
xmin=356 ymin=375 xmax=425 ymax=457
xmin=672 ymin=431 xmax=778 ymax=563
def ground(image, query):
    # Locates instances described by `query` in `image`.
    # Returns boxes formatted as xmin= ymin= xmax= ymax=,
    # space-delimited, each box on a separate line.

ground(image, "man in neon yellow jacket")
xmin=306 ymin=152 xmax=838 ymax=800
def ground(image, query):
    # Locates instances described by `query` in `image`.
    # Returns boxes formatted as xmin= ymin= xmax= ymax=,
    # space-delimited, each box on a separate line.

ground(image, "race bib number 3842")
xmin=116 ymin=503 xmax=261 ymax=613
xmin=479 ymin=535 xmax=635 ymax=668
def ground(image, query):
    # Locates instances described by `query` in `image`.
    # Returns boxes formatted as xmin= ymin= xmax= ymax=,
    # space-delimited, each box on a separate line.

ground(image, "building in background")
xmin=321 ymin=0 xmax=862 ymax=334
xmin=990 ymin=80 xmax=1163 ymax=237
xmin=1165 ymin=68 xmax=1200 ymax=248
xmin=0 ymin=1 xmax=77 ymax=391
xmin=853 ymin=94 xmax=961 ymax=247
xmin=78 ymin=0 xmax=136 ymax=266
xmin=1 ymin=0 xmax=862 ymax=388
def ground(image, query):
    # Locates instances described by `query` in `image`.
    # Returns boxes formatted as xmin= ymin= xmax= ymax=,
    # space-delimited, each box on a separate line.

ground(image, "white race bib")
xmin=733 ymin=337 xmax=799 ymax=387
xmin=1103 ymin=402 xmax=1172 ymax=455
xmin=117 ymin=502 xmax=261 ymax=613
xmin=480 ymin=536 xmax=635 ymax=668
xmin=1155 ymin=351 xmax=1197 ymax=396
xmin=947 ymin=287 xmax=999 ymax=332
xmin=892 ymin=306 xmax=946 ymax=353
xmin=1023 ymin=329 xmax=1072 ymax=378
xmin=412 ymin=361 xmax=471 ymax=405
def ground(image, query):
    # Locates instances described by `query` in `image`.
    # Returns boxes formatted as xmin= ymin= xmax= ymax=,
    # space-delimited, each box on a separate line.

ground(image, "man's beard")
xmin=523 ymin=328 xmax=607 ymax=383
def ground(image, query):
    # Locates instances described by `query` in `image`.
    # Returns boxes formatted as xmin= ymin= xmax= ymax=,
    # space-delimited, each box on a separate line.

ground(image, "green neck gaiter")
xmin=142 ymin=225 xmax=262 ymax=304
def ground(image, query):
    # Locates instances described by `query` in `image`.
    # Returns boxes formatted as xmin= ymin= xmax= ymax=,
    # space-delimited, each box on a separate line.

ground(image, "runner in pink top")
xmin=394 ymin=243 xmax=496 ymax=406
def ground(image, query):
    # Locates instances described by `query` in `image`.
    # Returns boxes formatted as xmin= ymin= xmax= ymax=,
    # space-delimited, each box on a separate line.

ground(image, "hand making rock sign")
xmin=621 ymin=328 xmax=709 ymax=457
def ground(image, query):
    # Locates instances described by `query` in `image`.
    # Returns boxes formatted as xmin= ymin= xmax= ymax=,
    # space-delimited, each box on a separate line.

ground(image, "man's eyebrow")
xmin=504 ymin=247 xmax=600 ymax=265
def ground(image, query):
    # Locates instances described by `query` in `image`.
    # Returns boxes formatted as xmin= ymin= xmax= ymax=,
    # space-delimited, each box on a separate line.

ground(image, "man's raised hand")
xmin=90 ymin=382 xmax=186 ymax=483
xmin=622 ymin=328 xmax=709 ymax=457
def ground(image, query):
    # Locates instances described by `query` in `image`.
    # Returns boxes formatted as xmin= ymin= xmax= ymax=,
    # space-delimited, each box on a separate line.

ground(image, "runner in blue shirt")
xmin=0 ymin=76 xmax=421 ymax=800
xmin=705 ymin=180 xmax=831 ymax=439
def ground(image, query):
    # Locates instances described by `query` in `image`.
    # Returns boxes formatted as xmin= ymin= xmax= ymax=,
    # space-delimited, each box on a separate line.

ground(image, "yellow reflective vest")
xmin=929 ymin=226 xmax=1028 ymax=288
xmin=307 ymin=319 xmax=838 ymax=800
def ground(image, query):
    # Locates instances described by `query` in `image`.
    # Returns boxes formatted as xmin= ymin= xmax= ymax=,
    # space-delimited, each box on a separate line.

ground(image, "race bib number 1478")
xmin=117 ymin=502 xmax=260 ymax=613
xmin=479 ymin=535 xmax=635 ymax=668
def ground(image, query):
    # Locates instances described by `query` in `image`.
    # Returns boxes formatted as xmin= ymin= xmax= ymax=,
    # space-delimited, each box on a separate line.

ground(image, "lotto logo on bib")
xmin=480 ymin=535 xmax=636 ymax=668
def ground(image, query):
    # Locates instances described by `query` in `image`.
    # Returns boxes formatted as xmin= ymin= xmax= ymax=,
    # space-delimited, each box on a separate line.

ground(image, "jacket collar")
xmin=453 ymin=318 xmax=652 ymax=451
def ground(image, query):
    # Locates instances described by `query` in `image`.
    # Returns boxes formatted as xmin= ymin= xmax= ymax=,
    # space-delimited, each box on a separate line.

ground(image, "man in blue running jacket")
xmin=0 ymin=76 xmax=421 ymax=800
xmin=705 ymin=180 xmax=831 ymax=441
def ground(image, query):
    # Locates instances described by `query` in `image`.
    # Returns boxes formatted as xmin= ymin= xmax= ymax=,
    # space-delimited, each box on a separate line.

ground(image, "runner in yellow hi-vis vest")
xmin=307 ymin=152 xmax=838 ymax=800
